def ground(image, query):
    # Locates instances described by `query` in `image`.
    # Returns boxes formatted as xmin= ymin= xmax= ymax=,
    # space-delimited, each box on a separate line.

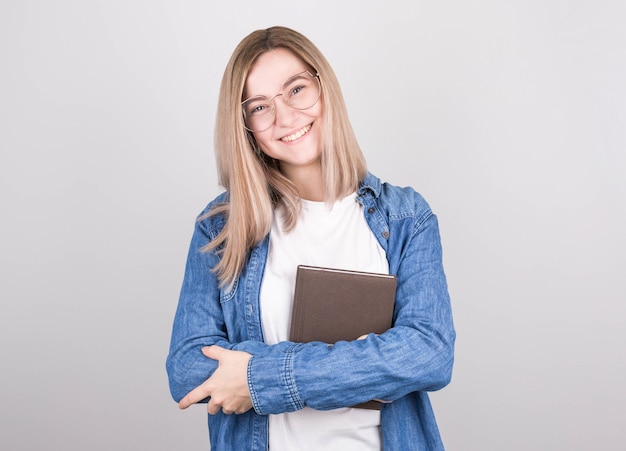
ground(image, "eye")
xmin=244 ymin=99 xmax=271 ymax=116
xmin=290 ymin=84 xmax=305 ymax=96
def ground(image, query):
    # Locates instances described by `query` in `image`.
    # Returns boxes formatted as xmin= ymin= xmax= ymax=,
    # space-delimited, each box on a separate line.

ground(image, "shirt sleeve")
xmin=165 ymin=216 xmax=228 ymax=402
xmin=166 ymin=209 xmax=275 ymax=403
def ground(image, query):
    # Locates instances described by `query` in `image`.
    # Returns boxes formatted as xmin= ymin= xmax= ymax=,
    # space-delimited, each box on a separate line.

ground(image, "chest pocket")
xmin=219 ymin=279 xmax=239 ymax=303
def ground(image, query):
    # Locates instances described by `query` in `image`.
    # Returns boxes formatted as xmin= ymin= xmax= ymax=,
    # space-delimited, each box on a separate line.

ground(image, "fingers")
xmin=179 ymin=382 xmax=212 ymax=410
xmin=201 ymin=345 xmax=224 ymax=359
xmin=179 ymin=346 xmax=253 ymax=415
xmin=207 ymin=394 xmax=252 ymax=415
xmin=207 ymin=398 xmax=222 ymax=415
xmin=179 ymin=347 xmax=221 ymax=410
xmin=356 ymin=333 xmax=381 ymax=340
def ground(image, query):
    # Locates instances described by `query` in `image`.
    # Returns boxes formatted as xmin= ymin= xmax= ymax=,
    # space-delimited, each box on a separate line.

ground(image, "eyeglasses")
xmin=242 ymin=70 xmax=321 ymax=132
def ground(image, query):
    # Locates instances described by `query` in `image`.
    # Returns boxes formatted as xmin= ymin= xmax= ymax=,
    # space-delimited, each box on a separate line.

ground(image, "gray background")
xmin=1 ymin=1 xmax=624 ymax=450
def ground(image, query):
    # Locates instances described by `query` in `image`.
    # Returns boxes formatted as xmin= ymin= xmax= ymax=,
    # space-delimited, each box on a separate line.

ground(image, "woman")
xmin=166 ymin=26 xmax=455 ymax=450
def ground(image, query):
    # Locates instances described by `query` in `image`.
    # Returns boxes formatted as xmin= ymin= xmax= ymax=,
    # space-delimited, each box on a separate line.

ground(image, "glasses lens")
xmin=283 ymin=72 xmax=320 ymax=110
xmin=242 ymin=71 xmax=320 ymax=132
xmin=242 ymin=97 xmax=273 ymax=132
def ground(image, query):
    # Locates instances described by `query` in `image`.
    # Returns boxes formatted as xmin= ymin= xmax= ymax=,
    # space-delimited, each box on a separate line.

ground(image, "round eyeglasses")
xmin=242 ymin=70 xmax=321 ymax=132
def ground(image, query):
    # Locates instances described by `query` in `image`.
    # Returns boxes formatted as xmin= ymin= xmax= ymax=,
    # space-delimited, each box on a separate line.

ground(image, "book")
xmin=289 ymin=265 xmax=397 ymax=410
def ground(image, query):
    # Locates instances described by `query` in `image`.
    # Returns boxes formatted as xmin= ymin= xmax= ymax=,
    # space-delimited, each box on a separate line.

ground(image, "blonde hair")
xmin=203 ymin=26 xmax=367 ymax=288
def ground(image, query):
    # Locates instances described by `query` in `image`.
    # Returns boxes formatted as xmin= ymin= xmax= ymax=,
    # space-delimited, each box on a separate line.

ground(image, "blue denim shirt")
xmin=167 ymin=172 xmax=455 ymax=450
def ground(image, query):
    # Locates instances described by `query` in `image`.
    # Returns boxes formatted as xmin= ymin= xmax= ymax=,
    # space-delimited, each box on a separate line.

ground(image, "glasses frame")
xmin=241 ymin=70 xmax=321 ymax=133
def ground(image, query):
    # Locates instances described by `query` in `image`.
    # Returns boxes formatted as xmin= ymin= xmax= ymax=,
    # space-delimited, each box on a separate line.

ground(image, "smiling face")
xmin=244 ymin=48 xmax=323 ymax=179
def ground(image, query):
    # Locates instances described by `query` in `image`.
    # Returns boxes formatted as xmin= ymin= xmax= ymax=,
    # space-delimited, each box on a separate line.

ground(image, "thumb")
xmin=201 ymin=345 xmax=224 ymax=360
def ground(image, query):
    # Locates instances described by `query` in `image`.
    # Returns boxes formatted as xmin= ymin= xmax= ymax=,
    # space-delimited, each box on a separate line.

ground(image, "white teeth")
xmin=281 ymin=125 xmax=311 ymax=142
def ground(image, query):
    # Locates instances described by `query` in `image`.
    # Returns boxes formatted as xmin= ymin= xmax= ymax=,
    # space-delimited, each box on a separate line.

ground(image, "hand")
xmin=178 ymin=346 xmax=253 ymax=415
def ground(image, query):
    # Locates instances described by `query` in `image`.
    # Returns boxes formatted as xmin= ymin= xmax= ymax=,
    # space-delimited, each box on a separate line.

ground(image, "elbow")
xmin=168 ymin=381 xmax=187 ymax=404
xmin=427 ymin=356 xmax=454 ymax=391
xmin=426 ymin=334 xmax=455 ymax=391
xmin=166 ymin=348 xmax=216 ymax=404
xmin=166 ymin=354 xmax=188 ymax=403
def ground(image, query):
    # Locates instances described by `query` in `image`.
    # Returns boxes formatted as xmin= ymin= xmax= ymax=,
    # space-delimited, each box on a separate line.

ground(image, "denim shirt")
xmin=167 ymin=173 xmax=455 ymax=450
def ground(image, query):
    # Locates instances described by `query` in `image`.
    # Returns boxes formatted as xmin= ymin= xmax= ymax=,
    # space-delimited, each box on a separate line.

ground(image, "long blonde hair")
xmin=203 ymin=26 xmax=367 ymax=288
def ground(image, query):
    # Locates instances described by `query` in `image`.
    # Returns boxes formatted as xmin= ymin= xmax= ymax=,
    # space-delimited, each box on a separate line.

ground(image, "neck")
xmin=282 ymin=164 xmax=325 ymax=201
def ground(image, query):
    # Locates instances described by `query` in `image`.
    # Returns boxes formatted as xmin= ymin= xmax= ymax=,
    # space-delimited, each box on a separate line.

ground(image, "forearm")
xmin=248 ymin=322 xmax=454 ymax=414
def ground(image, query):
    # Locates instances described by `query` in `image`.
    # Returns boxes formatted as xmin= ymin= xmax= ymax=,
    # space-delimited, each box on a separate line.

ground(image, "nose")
xmin=272 ymin=94 xmax=299 ymax=127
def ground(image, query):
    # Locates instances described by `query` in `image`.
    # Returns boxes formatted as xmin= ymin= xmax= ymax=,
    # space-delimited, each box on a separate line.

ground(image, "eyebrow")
xmin=283 ymin=72 xmax=308 ymax=85
xmin=244 ymin=71 xmax=310 ymax=100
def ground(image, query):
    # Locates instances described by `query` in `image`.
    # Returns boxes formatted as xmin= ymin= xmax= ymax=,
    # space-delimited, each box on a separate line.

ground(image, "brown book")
xmin=289 ymin=265 xmax=397 ymax=410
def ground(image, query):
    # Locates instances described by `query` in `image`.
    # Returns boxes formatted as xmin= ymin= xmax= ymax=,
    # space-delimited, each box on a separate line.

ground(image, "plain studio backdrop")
xmin=1 ymin=1 xmax=624 ymax=450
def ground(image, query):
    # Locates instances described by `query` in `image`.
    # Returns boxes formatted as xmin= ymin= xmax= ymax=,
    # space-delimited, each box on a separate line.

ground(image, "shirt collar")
xmin=357 ymin=172 xmax=381 ymax=198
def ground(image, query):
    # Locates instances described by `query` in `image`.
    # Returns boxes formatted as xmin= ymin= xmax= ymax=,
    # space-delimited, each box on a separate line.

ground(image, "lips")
xmin=280 ymin=124 xmax=311 ymax=142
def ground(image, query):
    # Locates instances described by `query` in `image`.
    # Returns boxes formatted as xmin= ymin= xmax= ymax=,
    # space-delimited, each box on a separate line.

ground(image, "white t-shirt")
xmin=260 ymin=193 xmax=389 ymax=451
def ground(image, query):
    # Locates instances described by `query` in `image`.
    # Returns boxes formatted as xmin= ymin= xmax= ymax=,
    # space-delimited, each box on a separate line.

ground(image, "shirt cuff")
xmin=247 ymin=342 xmax=304 ymax=415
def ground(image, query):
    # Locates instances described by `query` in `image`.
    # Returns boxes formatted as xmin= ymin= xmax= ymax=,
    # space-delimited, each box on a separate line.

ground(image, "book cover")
xmin=289 ymin=265 xmax=397 ymax=343
xmin=289 ymin=265 xmax=397 ymax=410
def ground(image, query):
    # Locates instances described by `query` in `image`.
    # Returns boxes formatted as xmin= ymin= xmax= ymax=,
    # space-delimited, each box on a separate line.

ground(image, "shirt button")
xmin=382 ymin=231 xmax=390 ymax=239
xmin=367 ymin=207 xmax=375 ymax=214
